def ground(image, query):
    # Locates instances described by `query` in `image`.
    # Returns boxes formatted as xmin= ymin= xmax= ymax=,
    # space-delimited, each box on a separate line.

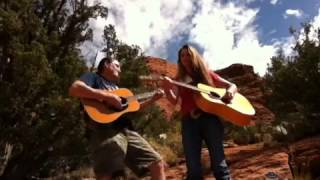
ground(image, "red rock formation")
xmin=144 ymin=57 xmax=179 ymax=119
xmin=145 ymin=56 xmax=177 ymax=78
xmin=288 ymin=135 xmax=320 ymax=179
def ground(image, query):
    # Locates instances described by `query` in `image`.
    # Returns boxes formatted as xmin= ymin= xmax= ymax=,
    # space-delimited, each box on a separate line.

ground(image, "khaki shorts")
xmin=89 ymin=128 xmax=162 ymax=176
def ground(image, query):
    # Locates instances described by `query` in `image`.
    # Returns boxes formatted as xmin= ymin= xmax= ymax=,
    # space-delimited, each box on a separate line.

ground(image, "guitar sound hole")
xmin=209 ymin=91 xmax=220 ymax=99
xmin=120 ymin=97 xmax=129 ymax=110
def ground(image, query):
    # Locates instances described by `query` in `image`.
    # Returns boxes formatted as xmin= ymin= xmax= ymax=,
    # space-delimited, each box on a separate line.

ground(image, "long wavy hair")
xmin=177 ymin=44 xmax=213 ymax=86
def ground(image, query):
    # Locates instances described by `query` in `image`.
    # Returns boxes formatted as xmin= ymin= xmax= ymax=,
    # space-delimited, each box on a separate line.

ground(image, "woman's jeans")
xmin=181 ymin=113 xmax=231 ymax=180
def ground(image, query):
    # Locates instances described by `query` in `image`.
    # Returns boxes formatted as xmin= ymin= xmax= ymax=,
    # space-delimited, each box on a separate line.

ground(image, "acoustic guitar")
xmin=140 ymin=75 xmax=255 ymax=126
xmin=81 ymin=88 xmax=161 ymax=124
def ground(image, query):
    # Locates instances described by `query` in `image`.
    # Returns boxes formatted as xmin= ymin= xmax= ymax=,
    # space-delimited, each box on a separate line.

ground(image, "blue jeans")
xmin=181 ymin=113 xmax=231 ymax=180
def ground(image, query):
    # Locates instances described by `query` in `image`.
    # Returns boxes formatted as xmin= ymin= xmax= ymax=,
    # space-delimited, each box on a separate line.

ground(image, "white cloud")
xmin=273 ymin=9 xmax=320 ymax=58
xmin=189 ymin=1 xmax=276 ymax=75
xmin=88 ymin=0 xmax=194 ymax=59
xmin=272 ymin=36 xmax=295 ymax=57
xmin=85 ymin=0 xmax=279 ymax=76
xmin=310 ymin=9 xmax=320 ymax=34
xmin=270 ymin=0 xmax=278 ymax=5
xmin=302 ymin=9 xmax=320 ymax=44
xmin=283 ymin=9 xmax=303 ymax=19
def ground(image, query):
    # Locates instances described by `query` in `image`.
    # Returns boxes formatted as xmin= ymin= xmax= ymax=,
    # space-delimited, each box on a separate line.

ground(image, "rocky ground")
xmin=164 ymin=135 xmax=320 ymax=180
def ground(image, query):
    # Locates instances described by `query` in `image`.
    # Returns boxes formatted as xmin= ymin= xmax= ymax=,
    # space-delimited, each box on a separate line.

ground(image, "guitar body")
xmin=81 ymin=88 xmax=140 ymax=124
xmin=194 ymin=83 xmax=255 ymax=126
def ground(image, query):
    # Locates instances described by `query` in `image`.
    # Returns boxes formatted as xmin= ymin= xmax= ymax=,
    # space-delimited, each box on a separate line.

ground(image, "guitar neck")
xmin=124 ymin=90 xmax=158 ymax=103
xmin=135 ymin=91 xmax=157 ymax=101
xmin=171 ymin=80 xmax=211 ymax=94
xmin=139 ymin=75 xmax=211 ymax=94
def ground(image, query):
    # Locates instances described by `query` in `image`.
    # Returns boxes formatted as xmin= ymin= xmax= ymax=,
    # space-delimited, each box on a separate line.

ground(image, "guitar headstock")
xmin=139 ymin=74 xmax=164 ymax=81
xmin=139 ymin=74 xmax=164 ymax=88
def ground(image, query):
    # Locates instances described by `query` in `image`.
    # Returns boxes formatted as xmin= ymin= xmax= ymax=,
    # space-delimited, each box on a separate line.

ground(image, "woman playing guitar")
xmin=162 ymin=44 xmax=236 ymax=180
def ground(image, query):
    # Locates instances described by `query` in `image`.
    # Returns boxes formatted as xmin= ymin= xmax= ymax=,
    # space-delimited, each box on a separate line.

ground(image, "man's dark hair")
xmin=97 ymin=57 xmax=113 ymax=74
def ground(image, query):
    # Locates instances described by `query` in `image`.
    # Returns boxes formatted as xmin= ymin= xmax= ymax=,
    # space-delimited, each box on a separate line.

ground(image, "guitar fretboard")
xmin=139 ymin=75 xmax=211 ymax=95
xmin=135 ymin=91 xmax=156 ymax=100
xmin=171 ymin=80 xmax=211 ymax=95
xmin=125 ymin=90 xmax=160 ymax=102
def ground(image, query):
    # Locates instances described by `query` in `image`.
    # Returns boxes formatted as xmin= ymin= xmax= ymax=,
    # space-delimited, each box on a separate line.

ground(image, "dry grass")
xmin=148 ymin=132 xmax=183 ymax=166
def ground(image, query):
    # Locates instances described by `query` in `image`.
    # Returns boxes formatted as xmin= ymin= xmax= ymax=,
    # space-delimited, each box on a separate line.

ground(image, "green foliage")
xmin=265 ymin=23 xmax=320 ymax=141
xmin=103 ymin=24 xmax=119 ymax=57
xmin=102 ymin=24 xmax=150 ymax=90
xmin=0 ymin=0 xmax=106 ymax=178
xmin=130 ymin=106 xmax=183 ymax=165
xmin=118 ymin=44 xmax=149 ymax=90
xmin=132 ymin=105 xmax=169 ymax=137
xmin=226 ymin=125 xmax=259 ymax=145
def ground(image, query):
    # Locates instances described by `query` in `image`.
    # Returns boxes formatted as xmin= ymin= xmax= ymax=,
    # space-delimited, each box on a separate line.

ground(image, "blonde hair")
xmin=177 ymin=44 xmax=213 ymax=86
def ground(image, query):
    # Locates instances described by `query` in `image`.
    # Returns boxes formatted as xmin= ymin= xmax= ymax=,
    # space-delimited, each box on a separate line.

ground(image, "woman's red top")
xmin=179 ymin=71 xmax=220 ymax=117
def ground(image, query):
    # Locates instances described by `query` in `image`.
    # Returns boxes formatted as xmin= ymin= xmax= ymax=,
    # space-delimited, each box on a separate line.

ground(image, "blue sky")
xmin=250 ymin=0 xmax=320 ymax=44
xmin=82 ymin=0 xmax=320 ymax=76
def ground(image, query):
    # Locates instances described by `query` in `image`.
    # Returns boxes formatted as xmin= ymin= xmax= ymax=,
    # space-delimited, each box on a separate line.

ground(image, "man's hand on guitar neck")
xmin=152 ymin=89 xmax=165 ymax=101
xmin=161 ymin=76 xmax=179 ymax=105
xmin=162 ymin=76 xmax=174 ymax=89
xmin=140 ymin=89 xmax=164 ymax=109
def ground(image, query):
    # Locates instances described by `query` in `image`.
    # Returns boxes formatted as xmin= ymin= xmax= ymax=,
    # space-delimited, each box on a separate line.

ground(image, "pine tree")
xmin=265 ymin=23 xmax=320 ymax=141
xmin=0 ymin=0 xmax=107 ymax=178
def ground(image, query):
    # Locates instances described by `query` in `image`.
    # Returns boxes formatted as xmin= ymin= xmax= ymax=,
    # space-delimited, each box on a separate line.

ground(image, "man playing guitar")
xmin=69 ymin=57 xmax=166 ymax=180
